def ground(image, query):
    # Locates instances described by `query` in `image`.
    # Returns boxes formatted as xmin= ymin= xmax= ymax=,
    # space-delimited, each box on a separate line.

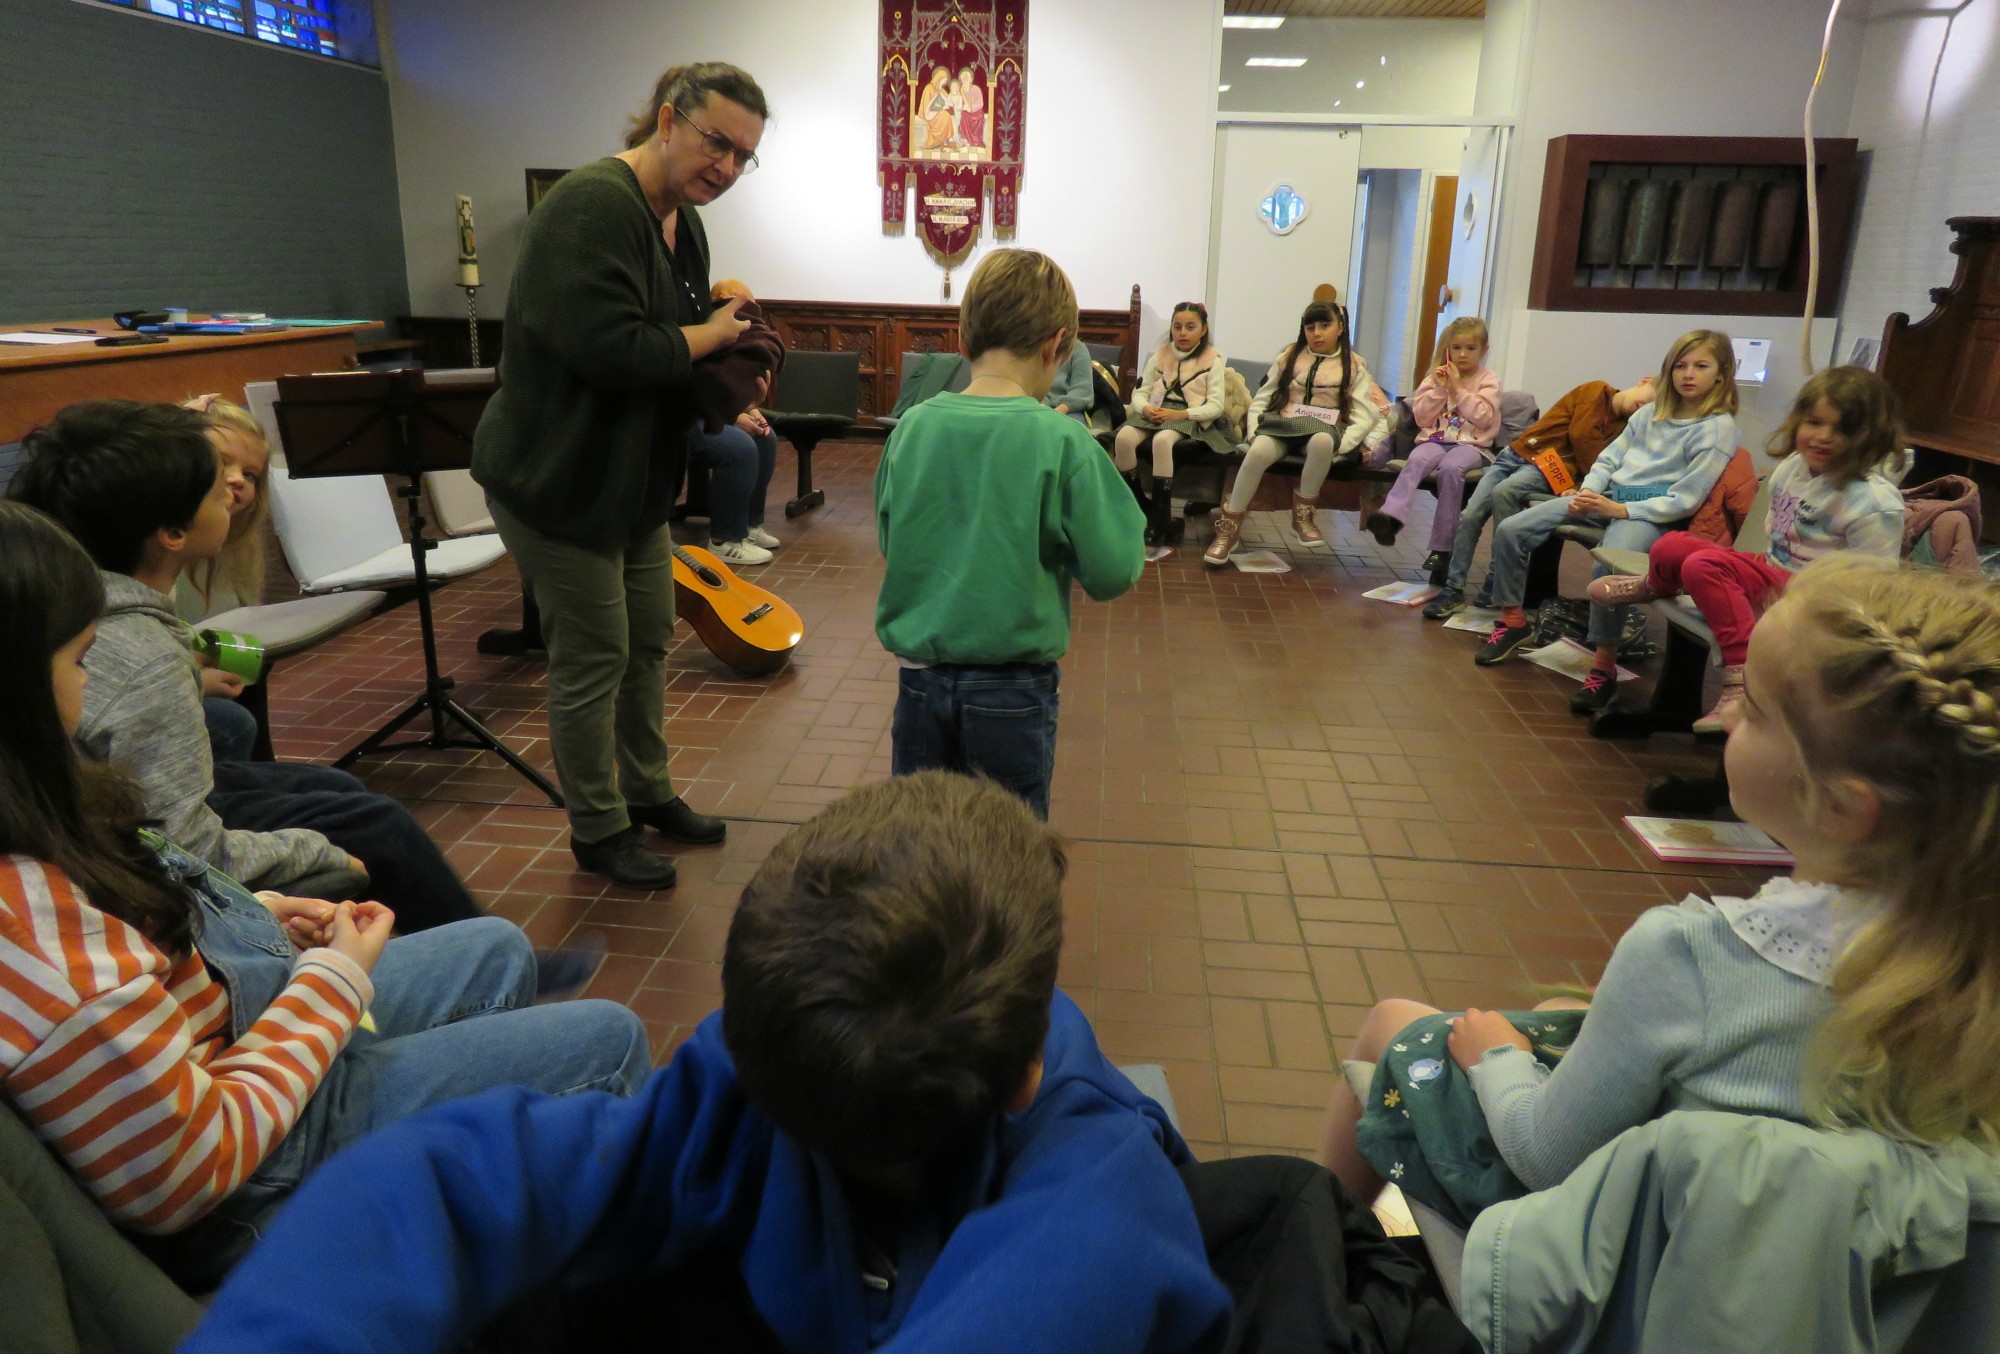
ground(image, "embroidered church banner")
xmin=878 ymin=0 xmax=1026 ymax=266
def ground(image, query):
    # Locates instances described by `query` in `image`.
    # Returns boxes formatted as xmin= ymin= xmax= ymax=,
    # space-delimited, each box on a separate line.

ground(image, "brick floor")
xmin=265 ymin=439 xmax=1771 ymax=1163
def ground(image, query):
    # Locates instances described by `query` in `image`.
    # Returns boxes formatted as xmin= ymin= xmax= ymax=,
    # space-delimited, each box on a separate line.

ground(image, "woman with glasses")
xmin=471 ymin=62 xmax=768 ymax=891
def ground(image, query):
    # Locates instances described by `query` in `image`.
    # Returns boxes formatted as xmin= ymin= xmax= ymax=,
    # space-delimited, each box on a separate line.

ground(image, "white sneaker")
xmin=709 ymin=538 xmax=773 ymax=566
xmin=746 ymin=526 xmax=781 ymax=549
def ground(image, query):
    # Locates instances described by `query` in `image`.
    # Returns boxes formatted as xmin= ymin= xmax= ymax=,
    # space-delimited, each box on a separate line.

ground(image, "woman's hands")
xmin=1568 ymin=489 xmax=1629 ymax=519
xmin=685 ymin=296 xmax=752 ymax=361
xmin=1448 ymin=1009 xmax=1530 ymax=1072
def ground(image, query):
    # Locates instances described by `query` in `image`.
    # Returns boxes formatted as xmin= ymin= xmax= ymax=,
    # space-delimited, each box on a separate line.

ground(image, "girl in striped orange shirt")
xmin=0 ymin=500 xmax=650 ymax=1291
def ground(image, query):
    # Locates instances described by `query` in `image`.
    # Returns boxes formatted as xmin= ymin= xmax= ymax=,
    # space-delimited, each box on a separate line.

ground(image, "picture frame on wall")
xmin=524 ymin=168 xmax=570 ymax=211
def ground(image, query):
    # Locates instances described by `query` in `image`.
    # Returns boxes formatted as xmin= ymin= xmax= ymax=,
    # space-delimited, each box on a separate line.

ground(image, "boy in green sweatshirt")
xmin=875 ymin=250 xmax=1145 ymax=818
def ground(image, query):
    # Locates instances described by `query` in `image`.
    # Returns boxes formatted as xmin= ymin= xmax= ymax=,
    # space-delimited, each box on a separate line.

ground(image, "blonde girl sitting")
xmin=176 ymin=395 xmax=272 ymax=763
xmin=1366 ymin=317 xmax=1501 ymax=578
xmin=1204 ymin=298 xmax=1392 ymax=566
xmin=1320 ymin=554 xmax=2000 ymax=1225
xmin=1475 ymin=329 xmax=1740 ymax=719
xmin=1113 ymin=303 xmax=1232 ymax=547
xmin=1590 ymin=365 xmax=1907 ymax=733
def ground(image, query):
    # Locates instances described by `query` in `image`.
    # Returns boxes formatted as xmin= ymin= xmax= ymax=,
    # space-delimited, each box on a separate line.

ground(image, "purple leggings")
xmin=1379 ymin=439 xmax=1491 ymax=552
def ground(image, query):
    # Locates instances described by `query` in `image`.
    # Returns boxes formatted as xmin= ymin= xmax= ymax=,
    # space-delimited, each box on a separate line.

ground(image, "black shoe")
xmin=1365 ymin=512 xmax=1401 ymax=547
xmin=629 ymin=795 xmax=727 ymax=844
xmin=1473 ymin=621 xmax=1538 ymax=666
xmin=571 ymin=828 xmax=678 ymax=890
xmin=1570 ymin=665 xmax=1619 ymax=715
xmin=534 ymin=933 xmax=609 ymax=1003
xmin=1422 ymin=585 xmax=1465 ymax=620
xmin=1423 ymin=551 xmax=1451 ymax=585
xmin=1122 ymin=470 xmax=1148 ymax=514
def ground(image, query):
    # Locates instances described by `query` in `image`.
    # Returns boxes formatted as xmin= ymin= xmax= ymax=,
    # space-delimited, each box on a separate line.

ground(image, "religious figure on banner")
xmin=879 ymin=0 xmax=1027 ymax=293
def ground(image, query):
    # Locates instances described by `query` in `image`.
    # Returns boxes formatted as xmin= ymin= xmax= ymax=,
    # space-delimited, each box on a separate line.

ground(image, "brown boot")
xmin=1291 ymin=491 xmax=1323 ymax=544
xmin=1204 ymin=507 xmax=1246 ymax=566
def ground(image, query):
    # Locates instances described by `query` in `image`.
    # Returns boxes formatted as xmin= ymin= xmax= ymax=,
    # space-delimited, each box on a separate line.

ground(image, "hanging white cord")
xmin=1801 ymin=0 xmax=1847 ymax=375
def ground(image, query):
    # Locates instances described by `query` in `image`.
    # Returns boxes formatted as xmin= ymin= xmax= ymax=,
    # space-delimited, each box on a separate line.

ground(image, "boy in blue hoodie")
xmin=185 ymin=771 xmax=1231 ymax=1354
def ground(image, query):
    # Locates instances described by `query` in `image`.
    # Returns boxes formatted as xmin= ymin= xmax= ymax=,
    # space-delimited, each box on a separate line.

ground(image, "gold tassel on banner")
xmin=943 ymin=265 xmax=952 ymax=300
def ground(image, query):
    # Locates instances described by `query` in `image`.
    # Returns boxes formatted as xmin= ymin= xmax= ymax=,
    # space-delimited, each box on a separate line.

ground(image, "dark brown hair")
xmin=1270 ymin=299 xmax=1353 ymax=428
xmin=623 ymin=61 xmax=771 ymax=150
xmin=721 ymin=771 xmax=1067 ymax=1169
xmin=1169 ymin=301 xmax=1212 ymax=359
xmin=0 ymin=502 xmax=197 ymax=958
xmin=8 ymin=400 xmax=218 ymax=575
xmin=1764 ymin=365 xmax=1905 ymax=488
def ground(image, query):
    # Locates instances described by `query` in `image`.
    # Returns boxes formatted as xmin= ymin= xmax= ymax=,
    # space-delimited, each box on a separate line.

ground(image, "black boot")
xmin=1146 ymin=481 xmax=1175 ymax=546
xmin=1122 ymin=470 xmax=1148 ymax=515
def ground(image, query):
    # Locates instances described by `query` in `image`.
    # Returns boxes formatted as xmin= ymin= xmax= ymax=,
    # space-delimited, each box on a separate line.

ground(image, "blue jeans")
xmin=892 ymin=662 xmax=1059 ymax=819
xmin=137 ymin=849 xmax=650 ymax=1291
xmin=692 ymin=424 xmax=778 ymax=540
xmin=1444 ymin=450 xmax=1553 ymax=594
xmin=1488 ymin=496 xmax=1668 ymax=646
xmin=202 ymin=695 xmax=259 ymax=765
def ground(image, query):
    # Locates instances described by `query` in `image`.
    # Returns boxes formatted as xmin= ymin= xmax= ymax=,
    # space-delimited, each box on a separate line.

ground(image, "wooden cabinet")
xmin=1527 ymin=135 xmax=1858 ymax=317
xmin=761 ymin=286 xmax=1143 ymax=426
xmin=1881 ymin=216 xmax=2000 ymax=474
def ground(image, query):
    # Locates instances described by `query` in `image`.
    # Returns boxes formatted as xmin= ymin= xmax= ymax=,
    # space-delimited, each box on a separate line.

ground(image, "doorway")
xmin=1410 ymin=173 xmax=1457 ymax=391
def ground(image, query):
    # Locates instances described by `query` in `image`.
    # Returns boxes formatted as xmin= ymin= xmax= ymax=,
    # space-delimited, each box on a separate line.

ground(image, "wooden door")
xmin=1410 ymin=173 xmax=1457 ymax=390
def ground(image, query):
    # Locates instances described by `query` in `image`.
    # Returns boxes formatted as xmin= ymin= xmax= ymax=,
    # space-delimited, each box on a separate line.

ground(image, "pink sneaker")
xmin=1587 ymin=574 xmax=1661 ymax=606
xmin=1692 ymin=665 xmax=1746 ymax=734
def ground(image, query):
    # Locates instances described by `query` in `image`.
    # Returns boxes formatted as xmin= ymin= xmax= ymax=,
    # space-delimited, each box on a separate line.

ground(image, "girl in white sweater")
xmin=1205 ymin=298 xmax=1392 ymax=565
xmin=1113 ymin=303 xmax=1231 ymax=546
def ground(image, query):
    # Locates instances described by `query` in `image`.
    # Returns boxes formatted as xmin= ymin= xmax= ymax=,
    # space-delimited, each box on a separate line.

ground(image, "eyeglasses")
xmin=672 ymin=105 xmax=760 ymax=175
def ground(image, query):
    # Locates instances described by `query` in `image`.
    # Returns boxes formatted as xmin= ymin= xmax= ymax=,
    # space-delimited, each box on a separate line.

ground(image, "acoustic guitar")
xmin=670 ymin=544 xmax=803 ymax=677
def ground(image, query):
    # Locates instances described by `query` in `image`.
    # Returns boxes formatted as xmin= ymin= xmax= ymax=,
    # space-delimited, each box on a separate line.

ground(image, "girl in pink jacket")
xmin=1367 ymin=317 xmax=1502 ymax=576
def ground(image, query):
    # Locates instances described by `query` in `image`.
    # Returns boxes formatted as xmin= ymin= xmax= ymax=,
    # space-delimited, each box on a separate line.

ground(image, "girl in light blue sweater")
xmin=1472 ymin=330 xmax=1740 ymax=716
xmin=1320 ymin=555 xmax=2000 ymax=1223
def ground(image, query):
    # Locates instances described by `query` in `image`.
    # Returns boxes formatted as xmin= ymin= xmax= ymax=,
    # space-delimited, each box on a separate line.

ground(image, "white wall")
xmin=379 ymin=0 xmax=1223 ymax=332
xmin=1208 ymin=124 xmax=1364 ymax=363
xmin=1833 ymin=0 xmax=2000 ymax=365
xmin=1478 ymin=0 xmax=1867 ymax=450
xmin=1219 ymin=17 xmax=1481 ymax=116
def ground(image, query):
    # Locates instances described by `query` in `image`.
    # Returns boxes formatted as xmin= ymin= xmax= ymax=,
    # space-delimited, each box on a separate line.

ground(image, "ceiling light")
xmin=1223 ymin=15 xmax=1285 ymax=28
xmin=1355 ymin=80 xmax=1366 ymax=88
xmin=1333 ymin=100 xmax=1342 ymax=107
xmin=1218 ymin=84 xmax=1231 ymax=92
xmin=1380 ymin=54 xmax=1388 ymax=65
xmin=1245 ymin=56 xmax=1307 ymax=68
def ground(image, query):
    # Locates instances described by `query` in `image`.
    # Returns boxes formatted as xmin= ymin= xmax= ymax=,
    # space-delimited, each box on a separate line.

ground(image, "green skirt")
xmin=1252 ymin=414 xmax=1342 ymax=442
xmin=1353 ymin=1008 xmax=1588 ymax=1228
xmin=1121 ymin=414 xmax=1239 ymax=457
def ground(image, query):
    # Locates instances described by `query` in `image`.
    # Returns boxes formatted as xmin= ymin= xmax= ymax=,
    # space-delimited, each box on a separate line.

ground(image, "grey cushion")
xmin=200 ymin=592 xmax=385 ymax=661
xmin=1116 ymin=1063 xmax=1180 ymax=1132
xmin=1495 ymin=389 xmax=1540 ymax=450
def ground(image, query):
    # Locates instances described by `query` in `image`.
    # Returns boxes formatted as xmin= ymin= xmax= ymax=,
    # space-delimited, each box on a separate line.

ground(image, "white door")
xmin=1208 ymin=124 xmax=1365 ymax=364
xmin=1440 ymin=124 xmax=1510 ymax=327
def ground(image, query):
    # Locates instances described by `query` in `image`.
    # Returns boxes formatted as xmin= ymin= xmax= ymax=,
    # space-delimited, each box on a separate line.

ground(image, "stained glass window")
xmin=88 ymin=0 xmax=376 ymax=66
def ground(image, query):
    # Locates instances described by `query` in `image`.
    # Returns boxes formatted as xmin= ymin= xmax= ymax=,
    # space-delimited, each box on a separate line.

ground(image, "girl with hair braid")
xmin=1207 ymin=298 xmax=1392 ymax=566
xmin=1320 ymin=553 xmax=2000 ymax=1221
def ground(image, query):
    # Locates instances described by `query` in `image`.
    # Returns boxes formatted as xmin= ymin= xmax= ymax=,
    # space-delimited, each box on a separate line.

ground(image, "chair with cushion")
xmin=764 ymin=351 xmax=860 ymax=518
xmin=1583 ymin=472 xmax=1774 ymax=744
xmin=875 ymin=351 xmax=970 ymax=433
xmin=0 ymin=1099 xmax=203 ymax=1351
xmin=246 ymin=382 xmax=508 ymax=595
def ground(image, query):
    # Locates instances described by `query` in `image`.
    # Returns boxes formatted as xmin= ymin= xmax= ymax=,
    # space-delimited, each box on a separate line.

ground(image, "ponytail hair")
xmin=623 ymin=61 xmax=771 ymax=150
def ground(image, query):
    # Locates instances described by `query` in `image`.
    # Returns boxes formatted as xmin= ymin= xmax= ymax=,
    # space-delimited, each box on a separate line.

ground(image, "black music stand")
xmin=273 ymin=371 xmax=563 ymax=807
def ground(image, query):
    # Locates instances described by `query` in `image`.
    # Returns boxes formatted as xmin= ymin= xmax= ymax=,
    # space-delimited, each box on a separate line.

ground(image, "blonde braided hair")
xmin=1772 ymin=555 xmax=2000 ymax=1151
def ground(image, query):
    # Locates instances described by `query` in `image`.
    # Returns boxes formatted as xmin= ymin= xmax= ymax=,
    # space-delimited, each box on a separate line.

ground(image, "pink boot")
xmin=1692 ymin=664 xmax=1746 ymax=734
